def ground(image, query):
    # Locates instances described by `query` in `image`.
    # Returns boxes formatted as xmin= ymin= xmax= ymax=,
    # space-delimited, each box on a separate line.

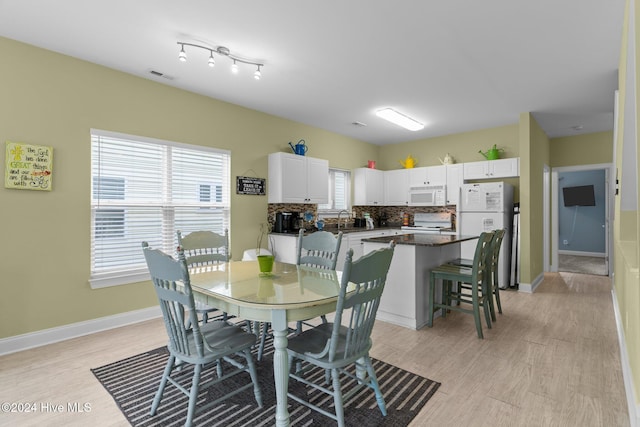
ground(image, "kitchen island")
xmin=362 ymin=233 xmax=479 ymax=330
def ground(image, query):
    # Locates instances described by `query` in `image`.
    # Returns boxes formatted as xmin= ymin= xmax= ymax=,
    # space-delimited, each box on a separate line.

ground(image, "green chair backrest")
xmin=329 ymin=241 xmax=395 ymax=362
xmin=472 ymin=231 xmax=495 ymax=285
xmin=297 ymin=229 xmax=343 ymax=270
xmin=142 ymin=242 xmax=206 ymax=358
xmin=177 ymin=229 xmax=229 ymax=266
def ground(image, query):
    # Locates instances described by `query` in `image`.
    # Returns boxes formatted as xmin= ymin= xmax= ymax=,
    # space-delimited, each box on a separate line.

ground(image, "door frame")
xmin=550 ymin=163 xmax=613 ymax=275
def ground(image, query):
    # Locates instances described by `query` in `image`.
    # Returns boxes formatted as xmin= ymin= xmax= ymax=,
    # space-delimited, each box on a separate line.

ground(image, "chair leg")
xmin=472 ymin=287 xmax=484 ymax=339
xmin=428 ymin=273 xmax=435 ymax=327
xmin=483 ymin=295 xmax=493 ymax=329
xmin=296 ymin=321 xmax=303 ymax=335
xmin=494 ymin=279 xmax=503 ymax=314
xmin=257 ymin=322 xmax=268 ymax=361
xmin=185 ymin=363 xmax=202 ymax=427
xmin=483 ymin=282 xmax=496 ymax=324
xmin=364 ymin=355 xmax=387 ymax=416
xmin=331 ymin=368 xmax=346 ymax=427
xmin=243 ymin=348 xmax=263 ymax=407
xmin=150 ymin=355 xmax=175 ymax=415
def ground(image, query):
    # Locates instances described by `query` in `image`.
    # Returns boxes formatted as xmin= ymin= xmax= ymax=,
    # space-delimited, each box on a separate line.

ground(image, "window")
xmin=317 ymin=168 xmax=351 ymax=215
xmin=90 ymin=129 xmax=230 ymax=288
xmin=93 ymin=177 xmax=125 ymax=238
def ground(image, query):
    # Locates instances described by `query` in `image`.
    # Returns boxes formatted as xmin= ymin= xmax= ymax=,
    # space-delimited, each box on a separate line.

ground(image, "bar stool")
xmin=428 ymin=231 xmax=494 ymax=339
xmin=447 ymin=228 xmax=506 ymax=321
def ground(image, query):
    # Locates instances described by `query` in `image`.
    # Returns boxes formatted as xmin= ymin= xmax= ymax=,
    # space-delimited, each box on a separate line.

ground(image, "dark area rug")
xmin=92 ymin=338 xmax=440 ymax=426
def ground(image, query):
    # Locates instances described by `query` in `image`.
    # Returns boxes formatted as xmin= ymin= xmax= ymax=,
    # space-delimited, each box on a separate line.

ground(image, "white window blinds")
xmin=90 ymin=129 xmax=230 ymax=288
xmin=318 ymin=169 xmax=351 ymax=212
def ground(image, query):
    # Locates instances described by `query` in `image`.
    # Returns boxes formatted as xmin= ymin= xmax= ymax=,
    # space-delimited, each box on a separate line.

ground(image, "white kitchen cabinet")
xmin=353 ymin=168 xmax=384 ymax=206
xmin=338 ymin=229 xmax=405 ymax=268
xmin=463 ymin=157 xmax=519 ymax=180
xmin=269 ymin=233 xmax=298 ymax=264
xmin=408 ymin=165 xmax=447 ymax=187
xmin=384 ymin=169 xmax=409 ymax=206
xmin=445 ymin=163 xmax=464 ymax=205
xmin=268 ymin=152 xmax=329 ymax=204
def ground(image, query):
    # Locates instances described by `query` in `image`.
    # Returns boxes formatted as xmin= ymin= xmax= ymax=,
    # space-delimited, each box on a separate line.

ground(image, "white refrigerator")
xmin=458 ymin=182 xmax=514 ymax=289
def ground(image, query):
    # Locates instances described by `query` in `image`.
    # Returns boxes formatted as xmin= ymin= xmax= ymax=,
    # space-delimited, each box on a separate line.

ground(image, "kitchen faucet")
xmin=337 ymin=210 xmax=349 ymax=229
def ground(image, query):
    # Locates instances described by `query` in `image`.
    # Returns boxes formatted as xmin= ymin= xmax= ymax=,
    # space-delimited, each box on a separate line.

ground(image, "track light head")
xmin=254 ymin=66 xmax=261 ymax=80
xmin=178 ymin=45 xmax=187 ymax=62
xmin=208 ymin=53 xmax=215 ymax=68
xmin=231 ymin=60 xmax=239 ymax=74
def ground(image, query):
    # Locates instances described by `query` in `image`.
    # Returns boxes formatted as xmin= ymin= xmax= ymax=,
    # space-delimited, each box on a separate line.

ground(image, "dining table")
xmin=188 ymin=260 xmax=347 ymax=427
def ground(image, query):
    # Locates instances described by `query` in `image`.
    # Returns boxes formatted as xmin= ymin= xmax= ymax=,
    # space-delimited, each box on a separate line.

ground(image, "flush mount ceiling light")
xmin=375 ymin=108 xmax=424 ymax=131
xmin=177 ymin=42 xmax=264 ymax=79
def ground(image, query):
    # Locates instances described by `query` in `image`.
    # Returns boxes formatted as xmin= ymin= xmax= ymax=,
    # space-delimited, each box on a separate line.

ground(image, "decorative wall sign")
xmin=236 ymin=176 xmax=265 ymax=195
xmin=5 ymin=141 xmax=53 ymax=191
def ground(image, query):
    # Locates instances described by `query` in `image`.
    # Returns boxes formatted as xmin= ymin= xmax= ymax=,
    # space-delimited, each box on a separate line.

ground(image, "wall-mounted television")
xmin=562 ymin=185 xmax=596 ymax=207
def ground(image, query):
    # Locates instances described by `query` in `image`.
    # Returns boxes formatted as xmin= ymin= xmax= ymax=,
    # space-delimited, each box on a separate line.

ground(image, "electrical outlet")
xmin=563 ymin=239 xmax=568 ymax=245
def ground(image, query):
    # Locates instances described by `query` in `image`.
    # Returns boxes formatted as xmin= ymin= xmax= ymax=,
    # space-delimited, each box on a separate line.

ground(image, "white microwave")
xmin=409 ymin=185 xmax=446 ymax=206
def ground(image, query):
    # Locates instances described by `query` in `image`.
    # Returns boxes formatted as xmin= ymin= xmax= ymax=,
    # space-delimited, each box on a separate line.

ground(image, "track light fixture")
xmin=177 ymin=42 xmax=264 ymax=78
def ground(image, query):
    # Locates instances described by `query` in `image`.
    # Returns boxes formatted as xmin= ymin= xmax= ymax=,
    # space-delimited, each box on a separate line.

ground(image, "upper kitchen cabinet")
xmin=408 ymin=165 xmax=447 ymax=187
xmin=445 ymin=163 xmax=464 ymax=205
xmin=384 ymin=169 xmax=409 ymax=206
xmin=463 ymin=157 xmax=519 ymax=180
xmin=268 ymin=152 xmax=329 ymax=204
xmin=353 ymin=167 xmax=384 ymax=205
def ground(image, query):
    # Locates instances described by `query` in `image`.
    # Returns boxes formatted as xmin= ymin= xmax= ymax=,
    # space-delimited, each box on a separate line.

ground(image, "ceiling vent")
xmin=148 ymin=70 xmax=175 ymax=80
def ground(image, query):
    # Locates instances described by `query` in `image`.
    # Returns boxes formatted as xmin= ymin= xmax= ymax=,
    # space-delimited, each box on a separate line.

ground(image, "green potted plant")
xmin=257 ymin=223 xmax=275 ymax=274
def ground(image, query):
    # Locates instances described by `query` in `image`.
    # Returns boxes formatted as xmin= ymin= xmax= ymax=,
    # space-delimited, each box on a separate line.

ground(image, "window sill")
xmin=89 ymin=269 xmax=150 ymax=289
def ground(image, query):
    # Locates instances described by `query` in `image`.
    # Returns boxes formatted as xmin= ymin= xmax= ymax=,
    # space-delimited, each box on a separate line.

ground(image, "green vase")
xmin=257 ymin=255 xmax=275 ymax=274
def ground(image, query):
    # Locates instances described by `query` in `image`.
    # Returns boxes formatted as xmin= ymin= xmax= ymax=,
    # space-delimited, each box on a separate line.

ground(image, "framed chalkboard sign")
xmin=236 ymin=176 xmax=266 ymax=195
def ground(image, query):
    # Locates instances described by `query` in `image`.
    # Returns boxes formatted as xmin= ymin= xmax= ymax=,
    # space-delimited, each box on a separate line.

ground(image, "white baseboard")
xmin=612 ymin=287 xmax=639 ymax=427
xmin=558 ymin=250 xmax=606 ymax=257
xmin=517 ymin=272 xmax=544 ymax=293
xmin=0 ymin=306 xmax=162 ymax=356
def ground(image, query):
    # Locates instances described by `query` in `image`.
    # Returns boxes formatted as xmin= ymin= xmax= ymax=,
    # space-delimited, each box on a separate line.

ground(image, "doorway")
xmin=550 ymin=163 xmax=613 ymax=276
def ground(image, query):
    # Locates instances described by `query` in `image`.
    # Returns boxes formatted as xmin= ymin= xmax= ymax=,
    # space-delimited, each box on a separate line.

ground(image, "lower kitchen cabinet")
xmin=269 ymin=233 xmax=298 ymax=264
xmin=271 ymin=229 xmax=408 ymax=270
xmin=336 ymin=229 xmax=406 ymax=268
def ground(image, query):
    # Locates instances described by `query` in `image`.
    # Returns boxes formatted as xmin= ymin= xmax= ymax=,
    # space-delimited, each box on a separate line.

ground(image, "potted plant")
xmin=257 ymin=223 xmax=275 ymax=274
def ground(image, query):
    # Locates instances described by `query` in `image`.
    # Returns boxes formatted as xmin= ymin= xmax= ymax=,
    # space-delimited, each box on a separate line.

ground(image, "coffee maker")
xmin=273 ymin=212 xmax=293 ymax=233
xmin=291 ymin=212 xmax=302 ymax=231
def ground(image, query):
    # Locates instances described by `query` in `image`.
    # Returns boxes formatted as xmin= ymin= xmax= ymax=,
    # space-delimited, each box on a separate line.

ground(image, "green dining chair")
xmin=287 ymin=241 xmax=395 ymax=427
xmin=297 ymin=229 xmax=344 ymax=270
xmin=447 ymin=228 xmax=506 ymax=320
xmin=428 ymin=231 xmax=494 ymax=339
xmin=141 ymin=242 xmax=262 ymax=427
xmin=255 ymin=229 xmax=344 ymax=361
xmin=296 ymin=229 xmax=344 ymax=329
xmin=177 ymin=229 xmax=230 ymax=323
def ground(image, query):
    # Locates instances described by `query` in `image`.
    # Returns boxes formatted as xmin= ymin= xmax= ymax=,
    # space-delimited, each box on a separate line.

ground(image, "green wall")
xmin=550 ymin=131 xmax=614 ymax=167
xmin=378 ymin=124 xmax=519 ymax=170
xmin=0 ymin=37 xmax=377 ymax=338
xmin=519 ymin=113 xmax=550 ymax=283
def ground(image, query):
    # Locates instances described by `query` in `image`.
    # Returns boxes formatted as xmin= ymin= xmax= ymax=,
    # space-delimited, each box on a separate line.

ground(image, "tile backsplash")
xmin=267 ymin=204 xmax=456 ymax=229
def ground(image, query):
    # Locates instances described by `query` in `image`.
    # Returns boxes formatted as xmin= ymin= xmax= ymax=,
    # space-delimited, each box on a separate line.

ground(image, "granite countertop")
xmin=362 ymin=233 xmax=479 ymax=247
xmin=270 ymin=225 xmax=403 ymax=236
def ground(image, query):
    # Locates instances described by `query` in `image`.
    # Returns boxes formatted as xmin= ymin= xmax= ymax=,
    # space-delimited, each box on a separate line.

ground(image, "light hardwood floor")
xmin=0 ymin=272 xmax=629 ymax=426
